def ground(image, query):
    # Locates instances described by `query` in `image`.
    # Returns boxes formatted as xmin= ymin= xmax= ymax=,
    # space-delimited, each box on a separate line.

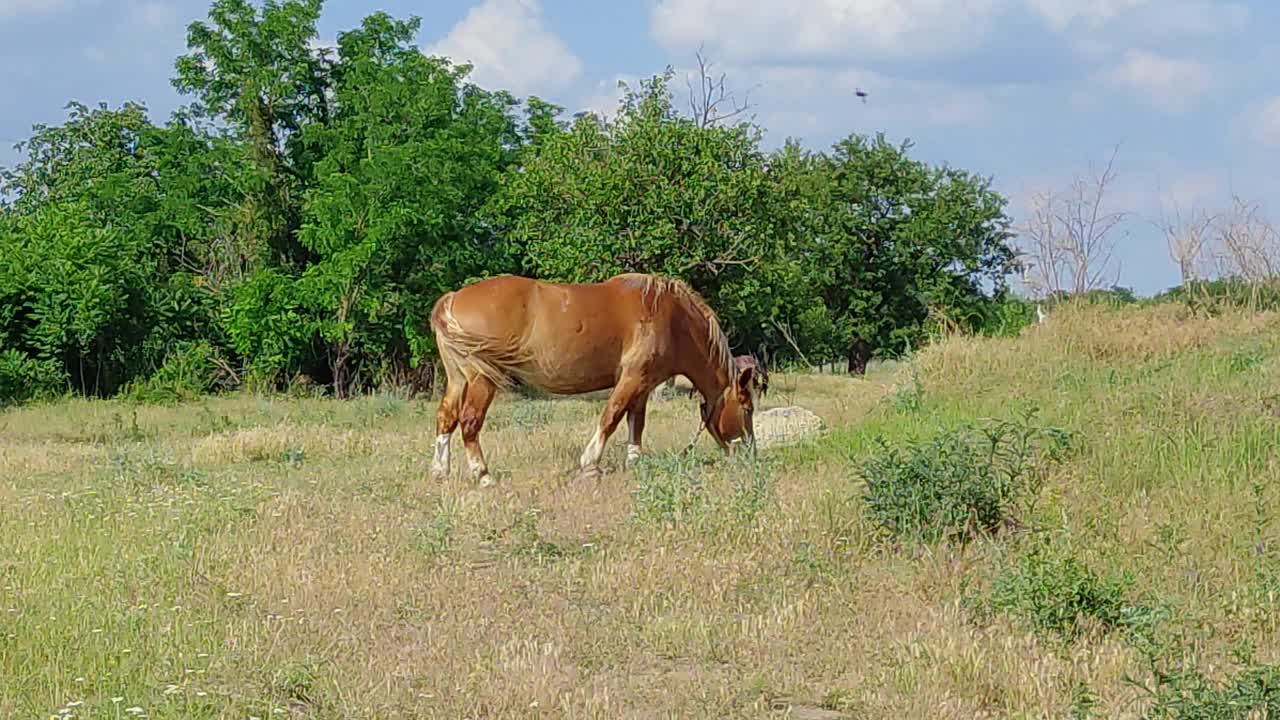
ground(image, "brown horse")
xmin=429 ymin=273 xmax=757 ymax=486
xmin=734 ymin=354 xmax=769 ymax=397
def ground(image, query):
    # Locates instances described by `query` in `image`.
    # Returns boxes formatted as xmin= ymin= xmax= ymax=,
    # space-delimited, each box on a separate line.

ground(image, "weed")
xmin=859 ymin=408 xmax=1071 ymax=544
xmin=891 ymin=363 xmax=924 ymax=414
xmin=1143 ymin=663 xmax=1280 ymax=719
xmin=631 ymin=452 xmax=711 ymax=528
xmin=986 ymin=532 xmax=1145 ymax=642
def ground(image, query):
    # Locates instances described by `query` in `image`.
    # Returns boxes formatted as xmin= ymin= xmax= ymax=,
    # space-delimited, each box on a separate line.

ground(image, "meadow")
xmin=4 ymin=301 xmax=1280 ymax=719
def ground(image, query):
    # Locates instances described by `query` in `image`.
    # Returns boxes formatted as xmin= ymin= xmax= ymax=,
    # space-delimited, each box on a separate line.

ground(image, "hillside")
xmin=2 ymin=301 xmax=1280 ymax=718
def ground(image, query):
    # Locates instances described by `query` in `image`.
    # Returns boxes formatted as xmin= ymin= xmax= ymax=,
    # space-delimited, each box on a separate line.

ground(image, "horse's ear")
xmin=736 ymin=364 xmax=755 ymax=394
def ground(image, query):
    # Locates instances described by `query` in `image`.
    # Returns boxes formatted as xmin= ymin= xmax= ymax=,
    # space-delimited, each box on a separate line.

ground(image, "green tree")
xmin=173 ymin=0 xmax=329 ymax=270
xmin=798 ymin=133 xmax=1017 ymax=372
xmin=0 ymin=102 xmax=235 ymax=398
xmin=487 ymin=69 xmax=794 ymax=353
xmin=222 ymin=12 xmax=525 ymax=395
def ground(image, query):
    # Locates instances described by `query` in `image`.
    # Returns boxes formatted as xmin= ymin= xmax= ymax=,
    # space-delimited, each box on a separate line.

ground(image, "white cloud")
xmin=650 ymin=0 xmax=1005 ymax=61
xmin=1024 ymin=0 xmax=1148 ymax=32
xmin=127 ymin=1 xmax=177 ymax=31
xmin=0 ymin=0 xmax=71 ymax=19
xmin=424 ymin=0 xmax=583 ymax=97
xmin=650 ymin=0 xmax=1250 ymax=64
xmin=1106 ymin=50 xmax=1212 ymax=113
xmin=578 ymin=74 xmax=642 ymax=121
xmin=1245 ymin=96 xmax=1280 ymax=148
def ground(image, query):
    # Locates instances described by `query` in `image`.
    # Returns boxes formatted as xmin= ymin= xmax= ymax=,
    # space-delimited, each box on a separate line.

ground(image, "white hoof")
xmin=478 ymin=473 xmax=495 ymax=488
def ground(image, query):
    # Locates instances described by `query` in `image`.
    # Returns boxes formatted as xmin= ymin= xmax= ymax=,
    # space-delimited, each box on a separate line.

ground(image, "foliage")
xmin=122 ymin=340 xmax=231 ymax=404
xmin=986 ymin=532 xmax=1140 ymax=641
xmin=1144 ymin=664 xmax=1280 ymax=720
xmin=631 ymin=452 xmax=712 ymax=528
xmin=790 ymin=133 xmax=1020 ymax=369
xmin=859 ymin=410 xmax=1071 ymax=544
xmin=1 ymin=0 xmax=1031 ymax=403
xmin=487 ymin=69 xmax=798 ymax=354
xmin=1151 ymin=277 xmax=1280 ymax=315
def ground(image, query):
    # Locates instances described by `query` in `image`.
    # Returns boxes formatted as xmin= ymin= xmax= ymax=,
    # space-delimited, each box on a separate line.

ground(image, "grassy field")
xmin=4 ymin=301 xmax=1280 ymax=719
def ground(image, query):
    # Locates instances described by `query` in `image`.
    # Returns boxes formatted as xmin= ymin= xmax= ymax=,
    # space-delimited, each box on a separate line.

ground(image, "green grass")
xmin=4 ymin=300 xmax=1280 ymax=717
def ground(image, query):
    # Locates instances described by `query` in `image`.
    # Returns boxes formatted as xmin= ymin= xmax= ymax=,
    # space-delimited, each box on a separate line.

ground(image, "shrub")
xmin=987 ymin=534 xmax=1139 ymax=641
xmin=1145 ymin=663 xmax=1280 ymax=719
xmin=0 ymin=349 xmax=67 ymax=405
xmin=122 ymin=339 xmax=232 ymax=404
xmin=859 ymin=409 xmax=1070 ymax=544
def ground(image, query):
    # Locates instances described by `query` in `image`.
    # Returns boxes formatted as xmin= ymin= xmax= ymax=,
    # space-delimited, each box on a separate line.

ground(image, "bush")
xmin=122 ymin=340 xmax=233 ymax=404
xmin=1145 ymin=664 xmax=1280 ymax=719
xmin=0 ymin=349 xmax=67 ymax=405
xmin=987 ymin=533 xmax=1143 ymax=641
xmin=859 ymin=409 xmax=1071 ymax=544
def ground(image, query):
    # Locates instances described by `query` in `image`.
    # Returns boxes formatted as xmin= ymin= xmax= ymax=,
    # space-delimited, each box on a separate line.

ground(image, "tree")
xmin=221 ymin=12 xmax=525 ymax=395
xmin=0 ymin=102 xmax=234 ymax=398
xmin=173 ymin=0 xmax=330 ymax=270
xmin=796 ymin=133 xmax=1017 ymax=373
xmin=1019 ymin=146 xmax=1128 ymax=298
xmin=1210 ymin=196 xmax=1280 ymax=282
xmin=1157 ymin=201 xmax=1217 ymax=284
xmin=487 ymin=69 xmax=794 ymax=354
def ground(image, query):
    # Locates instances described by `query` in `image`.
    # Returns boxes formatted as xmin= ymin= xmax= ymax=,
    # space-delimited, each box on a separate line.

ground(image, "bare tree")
xmin=1156 ymin=201 xmax=1217 ymax=283
xmin=685 ymin=48 xmax=757 ymax=128
xmin=1018 ymin=145 xmax=1129 ymax=298
xmin=1211 ymin=195 xmax=1280 ymax=281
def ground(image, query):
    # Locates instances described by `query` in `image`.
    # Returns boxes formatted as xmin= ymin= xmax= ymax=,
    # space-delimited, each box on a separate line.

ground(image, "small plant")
xmin=987 ymin=532 xmax=1139 ymax=642
xmin=271 ymin=660 xmax=321 ymax=706
xmin=631 ymin=452 xmax=711 ymax=528
xmin=859 ymin=408 xmax=1071 ymax=544
xmin=0 ymin=349 xmax=66 ymax=405
xmin=727 ymin=454 xmax=775 ymax=527
xmin=890 ymin=363 xmax=924 ymax=414
xmin=415 ymin=501 xmax=458 ymax=558
xmin=1069 ymin=681 xmax=1100 ymax=720
xmin=1144 ymin=663 xmax=1280 ymax=719
xmin=509 ymin=508 xmax=566 ymax=564
xmin=123 ymin=339 xmax=230 ymax=404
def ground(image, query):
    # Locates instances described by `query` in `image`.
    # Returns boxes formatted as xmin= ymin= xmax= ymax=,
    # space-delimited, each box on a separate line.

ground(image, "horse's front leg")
xmin=578 ymin=375 xmax=642 ymax=480
xmin=624 ymin=391 xmax=651 ymax=469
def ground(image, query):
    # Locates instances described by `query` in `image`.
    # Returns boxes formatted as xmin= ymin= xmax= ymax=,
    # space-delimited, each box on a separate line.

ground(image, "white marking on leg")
xmin=579 ymin=427 xmax=606 ymax=470
xmin=626 ymin=443 xmax=641 ymax=467
xmin=431 ymin=433 xmax=451 ymax=478
xmin=467 ymin=447 xmax=486 ymax=479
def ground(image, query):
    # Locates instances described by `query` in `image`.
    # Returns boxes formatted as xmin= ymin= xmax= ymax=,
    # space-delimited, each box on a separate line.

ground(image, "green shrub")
xmin=859 ymin=410 xmax=1071 ymax=544
xmin=1145 ymin=664 xmax=1280 ymax=719
xmin=122 ymin=339 xmax=230 ymax=404
xmin=0 ymin=349 xmax=67 ymax=405
xmin=987 ymin=534 xmax=1140 ymax=641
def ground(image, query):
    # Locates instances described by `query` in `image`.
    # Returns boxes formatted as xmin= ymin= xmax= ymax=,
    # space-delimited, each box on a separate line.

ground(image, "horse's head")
xmin=700 ymin=360 xmax=759 ymax=451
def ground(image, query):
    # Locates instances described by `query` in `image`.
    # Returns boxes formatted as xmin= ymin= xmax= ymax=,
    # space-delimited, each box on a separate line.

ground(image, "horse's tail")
xmin=430 ymin=291 xmax=521 ymax=390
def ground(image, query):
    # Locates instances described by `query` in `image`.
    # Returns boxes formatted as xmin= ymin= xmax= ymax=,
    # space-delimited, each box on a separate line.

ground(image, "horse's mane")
xmin=629 ymin=274 xmax=735 ymax=383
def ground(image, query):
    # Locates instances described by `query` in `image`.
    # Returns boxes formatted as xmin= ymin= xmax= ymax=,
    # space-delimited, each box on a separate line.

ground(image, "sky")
xmin=2 ymin=0 xmax=1278 ymax=296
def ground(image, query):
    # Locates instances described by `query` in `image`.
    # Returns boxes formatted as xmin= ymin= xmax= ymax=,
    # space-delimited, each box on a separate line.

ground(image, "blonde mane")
xmin=629 ymin=274 xmax=735 ymax=384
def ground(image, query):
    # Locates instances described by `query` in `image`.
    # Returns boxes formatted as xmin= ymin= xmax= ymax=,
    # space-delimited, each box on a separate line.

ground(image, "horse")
xmin=734 ymin=354 xmax=769 ymax=398
xmin=429 ymin=272 xmax=758 ymax=487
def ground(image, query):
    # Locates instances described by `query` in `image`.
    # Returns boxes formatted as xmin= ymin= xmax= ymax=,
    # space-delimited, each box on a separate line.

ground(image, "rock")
xmin=751 ymin=405 xmax=826 ymax=449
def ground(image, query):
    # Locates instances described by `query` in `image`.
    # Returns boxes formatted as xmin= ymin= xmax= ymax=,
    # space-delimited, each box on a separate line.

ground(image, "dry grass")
xmin=4 ymin=302 xmax=1280 ymax=718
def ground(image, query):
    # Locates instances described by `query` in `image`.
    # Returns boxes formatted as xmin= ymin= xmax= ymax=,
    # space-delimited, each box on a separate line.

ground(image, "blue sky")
xmin=3 ymin=0 xmax=1278 ymax=295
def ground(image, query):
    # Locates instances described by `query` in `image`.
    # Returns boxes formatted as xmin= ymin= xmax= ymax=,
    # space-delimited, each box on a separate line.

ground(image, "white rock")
xmin=752 ymin=405 xmax=826 ymax=449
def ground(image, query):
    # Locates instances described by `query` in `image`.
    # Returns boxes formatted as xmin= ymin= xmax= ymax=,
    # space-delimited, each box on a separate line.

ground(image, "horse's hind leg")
xmin=460 ymin=374 xmax=498 ymax=487
xmin=431 ymin=362 xmax=467 ymax=481
xmin=579 ymin=374 xmax=643 ymax=480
